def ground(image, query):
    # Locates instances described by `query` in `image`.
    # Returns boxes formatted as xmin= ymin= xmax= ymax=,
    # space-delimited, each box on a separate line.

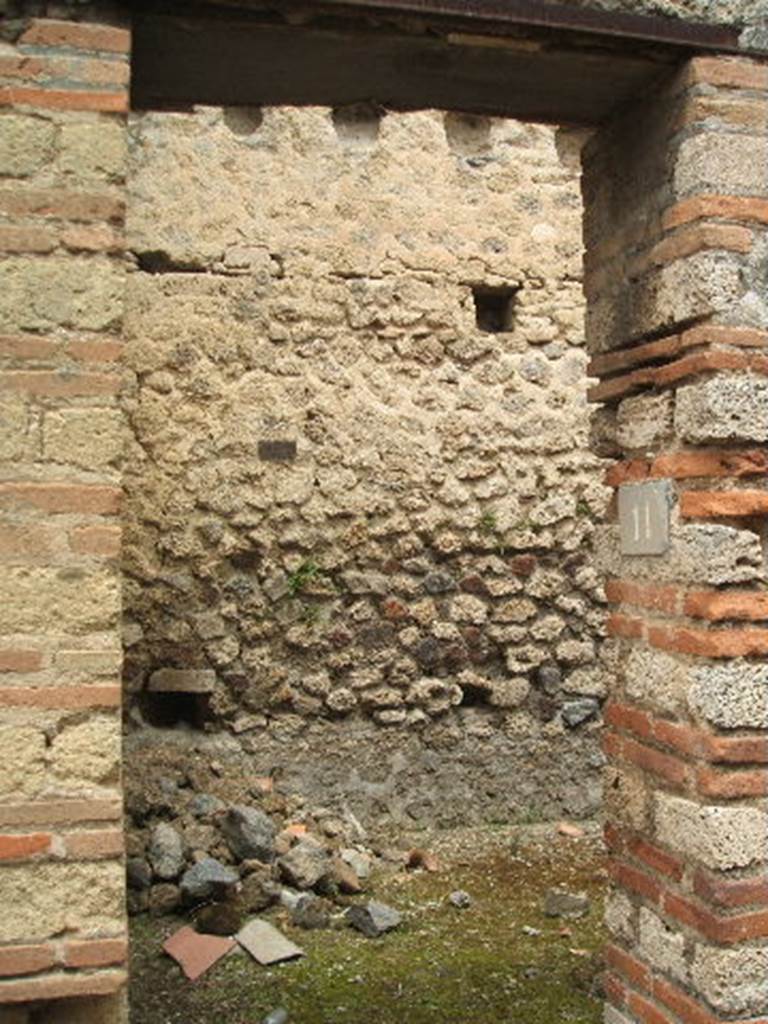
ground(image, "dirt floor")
xmin=129 ymin=822 xmax=607 ymax=1024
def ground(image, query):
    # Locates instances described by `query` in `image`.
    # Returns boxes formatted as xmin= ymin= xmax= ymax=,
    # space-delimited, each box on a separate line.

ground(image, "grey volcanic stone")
xmin=562 ymin=699 xmax=599 ymax=728
xmin=221 ymin=805 xmax=276 ymax=862
xmin=127 ymin=857 xmax=152 ymax=891
xmin=543 ymin=888 xmax=590 ymax=919
xmin=346 ymin=900 xmax=402 ymax=937
xmin=181 ymin=857 xmax=239 ymax=904
xmin=278 ymin=838 xmax=330 ymax=890
xmin=189 ymin=792 xmax=226 ymax=818
xmin=148 ymin=822 xmax=185 ymax=881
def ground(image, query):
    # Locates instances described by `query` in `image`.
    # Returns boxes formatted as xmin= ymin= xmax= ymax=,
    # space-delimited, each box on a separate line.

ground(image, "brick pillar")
xmin=0 ymin=6 xmax=129 ymax=1021
xmin=584 ymin=56 xmax=768 ymax=1024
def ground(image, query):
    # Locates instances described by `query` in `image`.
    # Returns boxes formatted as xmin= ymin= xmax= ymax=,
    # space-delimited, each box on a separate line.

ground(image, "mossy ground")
xmin=129 ymin=824 xmax=607 ymax=1024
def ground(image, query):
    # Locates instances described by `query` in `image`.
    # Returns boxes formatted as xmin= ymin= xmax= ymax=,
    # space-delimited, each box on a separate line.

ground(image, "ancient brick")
xmin=0 ymin=943 xmax=55 ymax=977
xmin=19 ymin=19 xmax=131 ymax=54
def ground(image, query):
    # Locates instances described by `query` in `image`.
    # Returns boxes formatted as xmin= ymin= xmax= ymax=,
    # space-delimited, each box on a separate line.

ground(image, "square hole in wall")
xmin=472 ymin=285 xmax=518 ymax=333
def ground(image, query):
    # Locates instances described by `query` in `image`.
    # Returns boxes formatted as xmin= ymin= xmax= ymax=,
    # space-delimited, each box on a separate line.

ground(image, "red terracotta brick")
xmin=0 ymin=798 xmax=122 ymax=827
xmin=604 ymin=703 xmax=653 ymax=741
xmin=590 ymin=324 xmax=768 ymax=377
xmin=0 ymin=968 xmax=127 ymax=1003
xmin=69 ymin=525 xmax=121 ymax=557
xmin=589 ymin=349 xmax=768 ymax=405
xmin=697 ymin=766 xmax=768 ymax=798
xmin=628 ymin=990 xmax=674 ymax=1024
xmin=0 ymin=189 xmax=125 ymax=223
xmin=663 ymin=196 xmax=768 ymax=231
xmin=0 ymin=334 xmax=57 ymax=362
xmin=0 ymin=685 xmax=120 ymax=710
xmin=0 ymin=833 xmax=51 ymax=861
xmin=0 ymin=370 xmax=120 ymax=398
xmin=0 ymin=524 xmax=57 ymax=558
xmin=720 ymin=909 xmax=768 ymax=944
xmin=0 ymin=482 xmax=120 ymax=515
xmin=0 ymin=943 xmax=55 ymax=978
xmin=61 ymin=224 xmax=123 ymax=253
xmin=681 ymin=489 xmax=768 ymax=518
xmin=621 ymin=736 xmax=690 ymax=788
xmin=63 ymin=828 xmax=124 ymax=859
xmin=604 ymin=971 xmax=628 ymax=1009
xmin=0 ymin=56 xmax=46 ymax=79
xmin=652 ymin=977 xmax=715 ymax=1024
xmin=63 ymin=937 xmax=127 ymax=969
xmin=0 ymin=225 xmax=56 ymax=253
xmin=644 ymin=223 xmax=753 ymax=271
xmin=602 ymin=730 xmax=624 ymax=760
xmin=610 ymin=859 xmax=662 ymax=905
xmin=606 ymin=613 xmax=645 ymax=640
xmin=706 ymin=734 xmax=768 ymax=765
xmin=605 ymin=944 xmax=652 ymax=992
xmin=651 ymin=719 xmax=703 ymax=759
xmin=19 ymin=19 xmax=131 ymax=54
xmin=627 ymin=835 xmax=685 ymax=882
xmin=604 ymin=822 xmax=625 ymax=853
xmin=606 ymin=449 xmax=768 ymax=487
xmin=694 ymin=868 xmax=768 ymax=909
xmin=662 ymin=890 xmax=718 ymax=940
xmin=605 ymin=579 xmax=679 ymax=615
xmin=687 ymin=56 xmax=768 ymax=91
xmin=67 ymin=339 xmax=123 ymax=363
xmin=679 ymin=94 xmax=768 ymax=132
xmin=0 ymin=649 xmax=42 ymax=673
xmin=0 ymin=86 xmax=127 ymax=113
xmin=684 ymin=589 xmax=768 ymax=621
xmin=647 ymin=623 xmax=768 ymax=659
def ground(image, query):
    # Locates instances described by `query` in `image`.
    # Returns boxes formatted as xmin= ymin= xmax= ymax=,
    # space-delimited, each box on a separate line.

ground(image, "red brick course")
xmin=0 ymin=482 xmax=120 ymax=515
xmin=19 ymin=19 xmax=130 ymax=54
xmin=0 ymin=85 xmax=128 ymax=112
xmin=0 ymin=686 xmax=120 ymax=710
xmin=606 ymin=449 xmax=768 ymax=487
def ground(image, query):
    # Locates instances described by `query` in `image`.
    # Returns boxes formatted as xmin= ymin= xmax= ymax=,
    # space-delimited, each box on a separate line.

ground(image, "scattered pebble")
xmin=448 ymin=890 xmax=472 ymax=909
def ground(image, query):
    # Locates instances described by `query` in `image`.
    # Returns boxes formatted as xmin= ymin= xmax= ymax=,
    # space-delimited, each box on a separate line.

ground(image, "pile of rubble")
xmin=126 ymin=774 xmax=409 ymax=943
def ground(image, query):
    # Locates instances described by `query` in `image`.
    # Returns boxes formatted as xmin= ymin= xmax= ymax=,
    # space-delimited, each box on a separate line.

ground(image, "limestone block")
xmin=51 ymin=714 xmax=121 ymax=785
xmin=0 ymin=114 xmax=55 ymax=176
xmin=688 ymin=662 xmax=768 ymax=729
xmin=692 ymin=945 xmax=768 ymax=1017
xmin=675 ymin=133 xmax=768 ymax=199
xmin=604 ymin=889 xmax=635 ymax=943
xmin=671 ymin=524 xmax=763 ymax=585
xmin=676 ymin=375 xmax=768 ymax=443
xmin=148 ymin=668 xmax=216 ymax=693
xmin=0 ymin=257 xmax=125 ymax=332
xmin=616 ymin=392 xmax=673 ymax=451
xmin=0 ymin=862 xmax=124 ymax=943
xmin=0 ymin=567 xmax=119 ymax=633
xmin=0 ymin=393 xmax=29 ymax=461
xmin=59 ymin=121 xmax=127 ymax=182
xmin=625 ymin=646 xmax=689 ymax=715
xmin=44 ymin=409 xmax=124 ymax=469
xmin=655 ymin=794 xmax=767 ymax=870
xmin=604 ymin=1007 xmax=634 ymax=1024
xmin=0 ymin=725 xmax=46 ymax=798
xmin=638 ymin=906 xmax=688 ymax=982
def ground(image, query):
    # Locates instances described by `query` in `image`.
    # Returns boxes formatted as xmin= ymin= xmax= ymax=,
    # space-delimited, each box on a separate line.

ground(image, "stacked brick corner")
xmin=0 ymin=6 xmax=130 ymax=1021
xmin=585 ymin=53 xmax=768 ymax=1024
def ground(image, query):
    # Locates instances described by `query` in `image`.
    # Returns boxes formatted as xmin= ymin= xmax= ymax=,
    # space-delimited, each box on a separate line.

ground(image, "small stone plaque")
xmin=618 ymin=481 xmax=672 ymax=556
xmin=258 ymin=440 xmax=297 ymax=462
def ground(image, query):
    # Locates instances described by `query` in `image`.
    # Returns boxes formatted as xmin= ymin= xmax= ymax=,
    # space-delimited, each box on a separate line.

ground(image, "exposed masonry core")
xmin=0 ymin=0 xmax=767 ymax=1021
xmin=120 ymin=103 xmax=610 ymax=837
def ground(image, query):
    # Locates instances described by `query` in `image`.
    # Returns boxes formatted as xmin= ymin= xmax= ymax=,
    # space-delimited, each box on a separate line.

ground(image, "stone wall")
xmin=0 ymin=4 xmax=129 ymax=1019
xmin=121 ymin=105 xmax=610 ymax=829
xmin=586 ymin=54 xmax=768 ymax=1024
